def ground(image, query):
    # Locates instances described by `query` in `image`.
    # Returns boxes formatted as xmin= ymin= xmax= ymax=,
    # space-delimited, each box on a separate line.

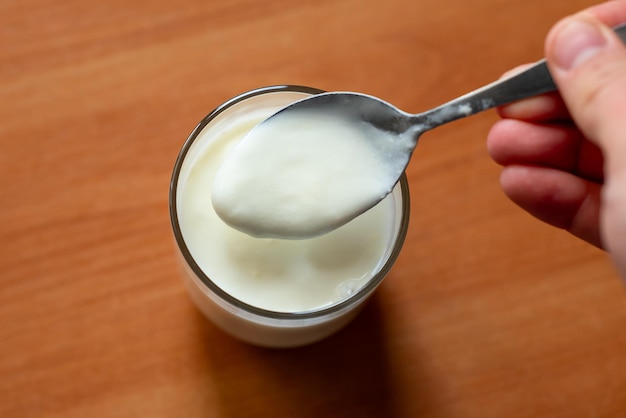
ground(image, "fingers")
xmin=545 ymin=5 xmax=626 ymax=273
xmin=487 ymin=119 xmax=604 ymax=182
xmin=497 ymin=92 xmax=570 ymax=122
xmin=497 ymin=65 xmax=571 ymax=121
xmin=499 ymin=165 xmax=602 ymax=248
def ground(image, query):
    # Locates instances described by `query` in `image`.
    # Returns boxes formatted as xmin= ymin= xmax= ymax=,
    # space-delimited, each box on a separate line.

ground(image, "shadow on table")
xmin=191 ymin=292 xmax=430 ymax=418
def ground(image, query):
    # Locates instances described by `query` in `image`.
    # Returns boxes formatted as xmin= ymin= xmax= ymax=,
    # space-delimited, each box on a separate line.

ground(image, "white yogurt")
xmin=171 ymin=87 xmax=409 ymax=347
xmin=180 ymin=111 xmax=394 ymax=312
xmin=212 ymin=111 xmax=396 ymax=239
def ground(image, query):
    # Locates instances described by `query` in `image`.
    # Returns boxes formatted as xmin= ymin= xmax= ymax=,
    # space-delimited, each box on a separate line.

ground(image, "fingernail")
xmin=499 ymin=64 xmax=533 ymax=80
xmin=552 ymin=19 xmax=607 ymax=70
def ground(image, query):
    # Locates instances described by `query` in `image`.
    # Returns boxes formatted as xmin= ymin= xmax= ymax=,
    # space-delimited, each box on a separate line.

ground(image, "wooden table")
xmin=2 ymin=0 xmax=625 ymax=416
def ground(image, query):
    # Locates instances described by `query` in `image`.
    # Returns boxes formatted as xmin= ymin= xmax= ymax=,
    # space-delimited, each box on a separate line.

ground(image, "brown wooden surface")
xmin=2 ymin=0 xmax=626 ymax=417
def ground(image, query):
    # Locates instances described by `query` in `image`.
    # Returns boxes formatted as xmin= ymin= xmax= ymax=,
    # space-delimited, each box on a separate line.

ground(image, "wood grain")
xmin=1 ymin=0 xmax=625 ymax=417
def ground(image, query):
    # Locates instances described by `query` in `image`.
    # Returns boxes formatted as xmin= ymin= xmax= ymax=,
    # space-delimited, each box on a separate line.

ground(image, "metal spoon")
xmin=219 ymin=24 xmax=626 ymax=239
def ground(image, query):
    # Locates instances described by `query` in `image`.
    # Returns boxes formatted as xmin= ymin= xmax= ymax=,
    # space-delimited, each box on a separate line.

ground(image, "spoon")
xmin=214 ymin=24 xmax=626 ymax=239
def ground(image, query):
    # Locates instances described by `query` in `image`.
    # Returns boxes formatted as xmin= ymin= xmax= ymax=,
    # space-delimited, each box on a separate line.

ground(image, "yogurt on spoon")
xmin=212 ymin=107 xmax=407 ymax=239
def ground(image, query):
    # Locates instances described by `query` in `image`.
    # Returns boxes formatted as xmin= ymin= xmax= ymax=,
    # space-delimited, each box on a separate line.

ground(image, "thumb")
xmin=546 ymin=15 xmax=626 ymax=275
xmin=546 ymin=15 xmax=626 ymax=178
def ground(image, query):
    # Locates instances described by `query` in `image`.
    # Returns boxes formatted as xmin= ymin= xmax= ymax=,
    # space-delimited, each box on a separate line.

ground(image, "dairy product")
xmin=212 ymin=110 xmax=397 ymax=239
xmin=178 ymin=108 xmax=396 ymax=312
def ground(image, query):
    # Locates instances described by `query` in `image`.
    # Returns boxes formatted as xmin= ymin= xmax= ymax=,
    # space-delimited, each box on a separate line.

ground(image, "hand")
xmin=487 ymin=0 xmax=626 ymax=277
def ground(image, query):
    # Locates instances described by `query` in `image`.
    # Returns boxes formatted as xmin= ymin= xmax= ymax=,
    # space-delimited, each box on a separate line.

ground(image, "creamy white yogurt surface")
xmin=178 ymin=109 xmax=397 ymax=312
xmin=211 ymin=110 xmax=397 ymax=239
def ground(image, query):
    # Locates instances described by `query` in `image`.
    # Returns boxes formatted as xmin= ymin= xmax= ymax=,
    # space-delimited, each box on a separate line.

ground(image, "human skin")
xmin=487 ymin=0 xmax=626 ymax=277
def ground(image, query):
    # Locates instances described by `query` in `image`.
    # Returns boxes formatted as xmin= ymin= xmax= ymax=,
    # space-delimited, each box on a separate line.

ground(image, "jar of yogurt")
xmin=169 ymin=85 xmax=410 ymax=348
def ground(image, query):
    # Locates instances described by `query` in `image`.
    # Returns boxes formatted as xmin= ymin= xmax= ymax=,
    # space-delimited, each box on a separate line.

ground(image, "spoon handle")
xmin=418 ymin=23 xmax=626 ymax=130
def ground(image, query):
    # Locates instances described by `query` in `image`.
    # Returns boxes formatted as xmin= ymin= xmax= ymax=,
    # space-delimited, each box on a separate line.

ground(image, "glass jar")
xmin=169 ymin=85 xmax=410 ymax=348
